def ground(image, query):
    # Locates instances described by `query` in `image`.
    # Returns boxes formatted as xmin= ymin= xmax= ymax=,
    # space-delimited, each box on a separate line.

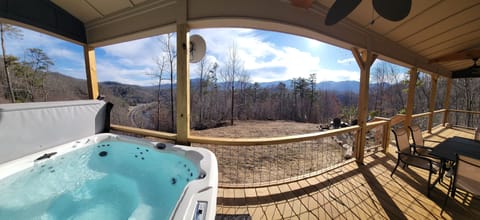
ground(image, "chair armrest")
xmin=410 ymin=144 xmax=433 ymax=149
xmin=398 ymin=152 xmax=434 ymax=164
xmin=398 ymin=152 xmax=439 ymax=173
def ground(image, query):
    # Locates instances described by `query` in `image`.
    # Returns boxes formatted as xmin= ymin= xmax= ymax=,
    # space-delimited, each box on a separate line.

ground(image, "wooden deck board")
xmin=215 ymin=127 xmax=480 ymax=219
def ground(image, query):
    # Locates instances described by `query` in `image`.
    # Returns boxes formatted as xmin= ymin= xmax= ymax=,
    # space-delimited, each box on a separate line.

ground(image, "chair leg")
xmin=427 ymin=170 xmax=432 ymax=197
xmin=441 ymin=190 xmax=449 ymax=216
xmin=441 ymin=174 xmax=454 ymax=216
xmin=391 ymin=160 xmax=400 ymax=177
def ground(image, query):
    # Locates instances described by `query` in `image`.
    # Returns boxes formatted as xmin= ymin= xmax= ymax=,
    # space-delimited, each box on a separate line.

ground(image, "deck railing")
xmin=110 ymin=124 xmax=177 ymax=141
xmin=432 ymin=109 xmax=446 ymax=129
xmin=411 ymin=112 xmax=431 ymax=131
xmin=448 ymin=109 xmax=480 ymax=128
xmin=189 ymin=126 xmax=360 ymax=187
xmin=365 ymin=120 xmax=389 ymax=154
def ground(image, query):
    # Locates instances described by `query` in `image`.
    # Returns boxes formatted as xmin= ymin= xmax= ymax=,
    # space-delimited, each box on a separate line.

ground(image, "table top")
xmin=429 ymin=136 xmax=480 ymax=161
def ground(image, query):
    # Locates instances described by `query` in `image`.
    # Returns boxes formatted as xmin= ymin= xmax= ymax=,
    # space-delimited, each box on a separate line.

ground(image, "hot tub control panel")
xmin=194 ymin=201 xmax=208 ymax=220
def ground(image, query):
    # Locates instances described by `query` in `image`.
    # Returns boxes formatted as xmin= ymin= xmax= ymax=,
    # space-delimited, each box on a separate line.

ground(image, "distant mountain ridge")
xmin=257 ymin=80 xmax=360 ymax=93
xmin=134 ymin=79 xmax=375 ymax=93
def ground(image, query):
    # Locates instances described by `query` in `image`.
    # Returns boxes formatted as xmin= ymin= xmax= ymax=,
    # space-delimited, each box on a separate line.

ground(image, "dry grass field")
xmin=190 ymin=120 xmax=322 ymax=138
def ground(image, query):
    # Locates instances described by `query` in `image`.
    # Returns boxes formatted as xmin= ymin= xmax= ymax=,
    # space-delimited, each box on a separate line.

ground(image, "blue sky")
xmin=5 ymin=26 xmax=384 ymax=86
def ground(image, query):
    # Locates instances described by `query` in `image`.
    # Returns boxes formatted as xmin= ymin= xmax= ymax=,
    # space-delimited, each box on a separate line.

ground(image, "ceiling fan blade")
xmin=373 ymin=0 xmax=411 ymax=22
xmin=452 ymin=58 xmax=480 ymax=78
xmin=430 ymin=48 xmax=480 ymax=63
xmin=452 ymin=66 xmax=480 ymax=78
xmin=325 ymin=0 xmax=361 ymax=26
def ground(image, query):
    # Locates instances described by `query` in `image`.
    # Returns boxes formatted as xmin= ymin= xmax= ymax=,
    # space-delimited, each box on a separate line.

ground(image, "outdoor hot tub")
xmin=0 ymin=100 xmax=217 ymax=220
xmin=0 ymin=133 xmax=217 ymax=220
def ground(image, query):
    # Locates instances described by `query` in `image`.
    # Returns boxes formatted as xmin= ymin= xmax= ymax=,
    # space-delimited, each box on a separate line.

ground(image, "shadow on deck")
xmin=215 ymin=126 xmax=480 ymax=219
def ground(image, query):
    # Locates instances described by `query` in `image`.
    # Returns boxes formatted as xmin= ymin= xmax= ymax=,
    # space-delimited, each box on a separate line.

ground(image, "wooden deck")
xmin=215 ymin=126 xmax=480 ymax=219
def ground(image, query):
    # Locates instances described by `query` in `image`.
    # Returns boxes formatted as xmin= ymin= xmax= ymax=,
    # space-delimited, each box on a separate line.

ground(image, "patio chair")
xmin=391 ymin=127 xmax=438 ymax=197
xmin=441 ymin=154 xmax=480 ymax=214
xmin=409 ymin=125 xmax=434 ymax=157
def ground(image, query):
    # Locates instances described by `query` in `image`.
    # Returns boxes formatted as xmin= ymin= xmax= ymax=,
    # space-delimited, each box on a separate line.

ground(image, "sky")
xmin=4 ymin=26 xmax=403 ymax=86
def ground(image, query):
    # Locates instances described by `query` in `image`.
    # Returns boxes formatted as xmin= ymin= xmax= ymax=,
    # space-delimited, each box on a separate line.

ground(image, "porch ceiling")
xmin=43 ymin=0 xmax=480 ymax=77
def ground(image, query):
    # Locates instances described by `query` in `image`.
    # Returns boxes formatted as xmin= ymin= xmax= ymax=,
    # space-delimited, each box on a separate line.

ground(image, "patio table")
xmin=428 ymin=136 xmax=480 ymax=188
xmin=429 ymin=136 xmax=480 ymax=161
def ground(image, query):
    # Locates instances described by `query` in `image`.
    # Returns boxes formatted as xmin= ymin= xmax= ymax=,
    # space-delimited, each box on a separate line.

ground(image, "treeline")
xmin=0 ymin=48 xmax=71 ymax=103
xmin=190 ymin=72 xmax=355 ymax=129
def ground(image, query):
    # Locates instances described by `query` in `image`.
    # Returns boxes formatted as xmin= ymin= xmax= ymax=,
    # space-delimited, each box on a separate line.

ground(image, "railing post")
xmin=383 ymin=120 xmax=391 ymax=153
xmin=352 ymin=48 xmax=377 ymax=164
xmin=427 ymin=75 xmax=438 ymax=133
xmin=84 ymin=46 xmax=99 ymax=99
xmin=443 ymin=78 xmax=452 ymax=126
xmin=405 ymin=68 xmax=418 ymax=129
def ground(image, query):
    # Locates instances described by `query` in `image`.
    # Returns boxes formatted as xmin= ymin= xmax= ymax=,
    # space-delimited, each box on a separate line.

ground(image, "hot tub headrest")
xmin=0 ymin=100 xmax=112 ymax=164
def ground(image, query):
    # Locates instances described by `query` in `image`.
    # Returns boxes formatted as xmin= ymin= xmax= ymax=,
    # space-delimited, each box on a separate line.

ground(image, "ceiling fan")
xmin=452 ymin=58 xmax=480 ymax=78
xmin=325 ymin=0 xmax=412 ymax=25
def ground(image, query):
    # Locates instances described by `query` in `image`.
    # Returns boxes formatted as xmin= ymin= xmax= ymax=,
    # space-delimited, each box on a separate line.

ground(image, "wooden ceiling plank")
xmin=371 ymin=0 xmax=441 ymax=36
xmin=414 ymin=24 xmax=480 ymax=53
xmin=400 ymin=4 xmax=480 ymax=48
xmin=425 ymin=38 xmax=480 ymax=62
xmin=386 ymin=0 xmax=478 ymax=42
xmin=407 ymin=18 xmax=480 ymax=51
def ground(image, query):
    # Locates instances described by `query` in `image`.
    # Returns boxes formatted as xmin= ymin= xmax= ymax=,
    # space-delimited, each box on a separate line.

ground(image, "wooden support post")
xmin=175 ymin=23 xmax=190 ymax=145
xmin=404 ymin=68 xmax=418 ymax=129
xmin=443 ymin=78 xmax=452 ymax=126
xmin=352 ymin=48 xmax=377 ymax=164
xmin=427 ymin=75 xmax=438 ymax=133
xmin=84 ymin=46 xmax=99 ymax=99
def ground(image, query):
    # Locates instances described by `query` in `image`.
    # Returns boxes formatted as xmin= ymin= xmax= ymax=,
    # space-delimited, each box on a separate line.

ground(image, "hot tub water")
xmin=0 ymin=140 xmax=201 ymax=220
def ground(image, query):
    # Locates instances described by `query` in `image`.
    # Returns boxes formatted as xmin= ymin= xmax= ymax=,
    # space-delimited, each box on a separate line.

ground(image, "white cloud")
xmin=193 ymin=28 xmax=349 ymax=83
xmin=99 ymin=37 xmax=163 ymax=68
xmin=306 ymin=38 xmax=324 ymax=48
xmin=48 ymin=48 xmax=83 ymax=62
xmin=337 ymin=57 xmax=356 ymax=65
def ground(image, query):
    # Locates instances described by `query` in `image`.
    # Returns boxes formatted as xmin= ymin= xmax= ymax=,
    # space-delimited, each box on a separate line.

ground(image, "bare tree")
xmin=221 ymin=42 xmax=244 ymax=125
xmin=161 ymin=33 xmax=176 ymax=132
xmin=307 ymin=73 xmax=316 ymax=121
xmin=149 ymin=54 xmax=167 ymax=130
xmin=196 ymin=57 xmax=217 ymax=126
xmin=1 ymin=24 xmax=22 ymax=103
xmin=14 ymin=48 xmax=53 ymax=102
